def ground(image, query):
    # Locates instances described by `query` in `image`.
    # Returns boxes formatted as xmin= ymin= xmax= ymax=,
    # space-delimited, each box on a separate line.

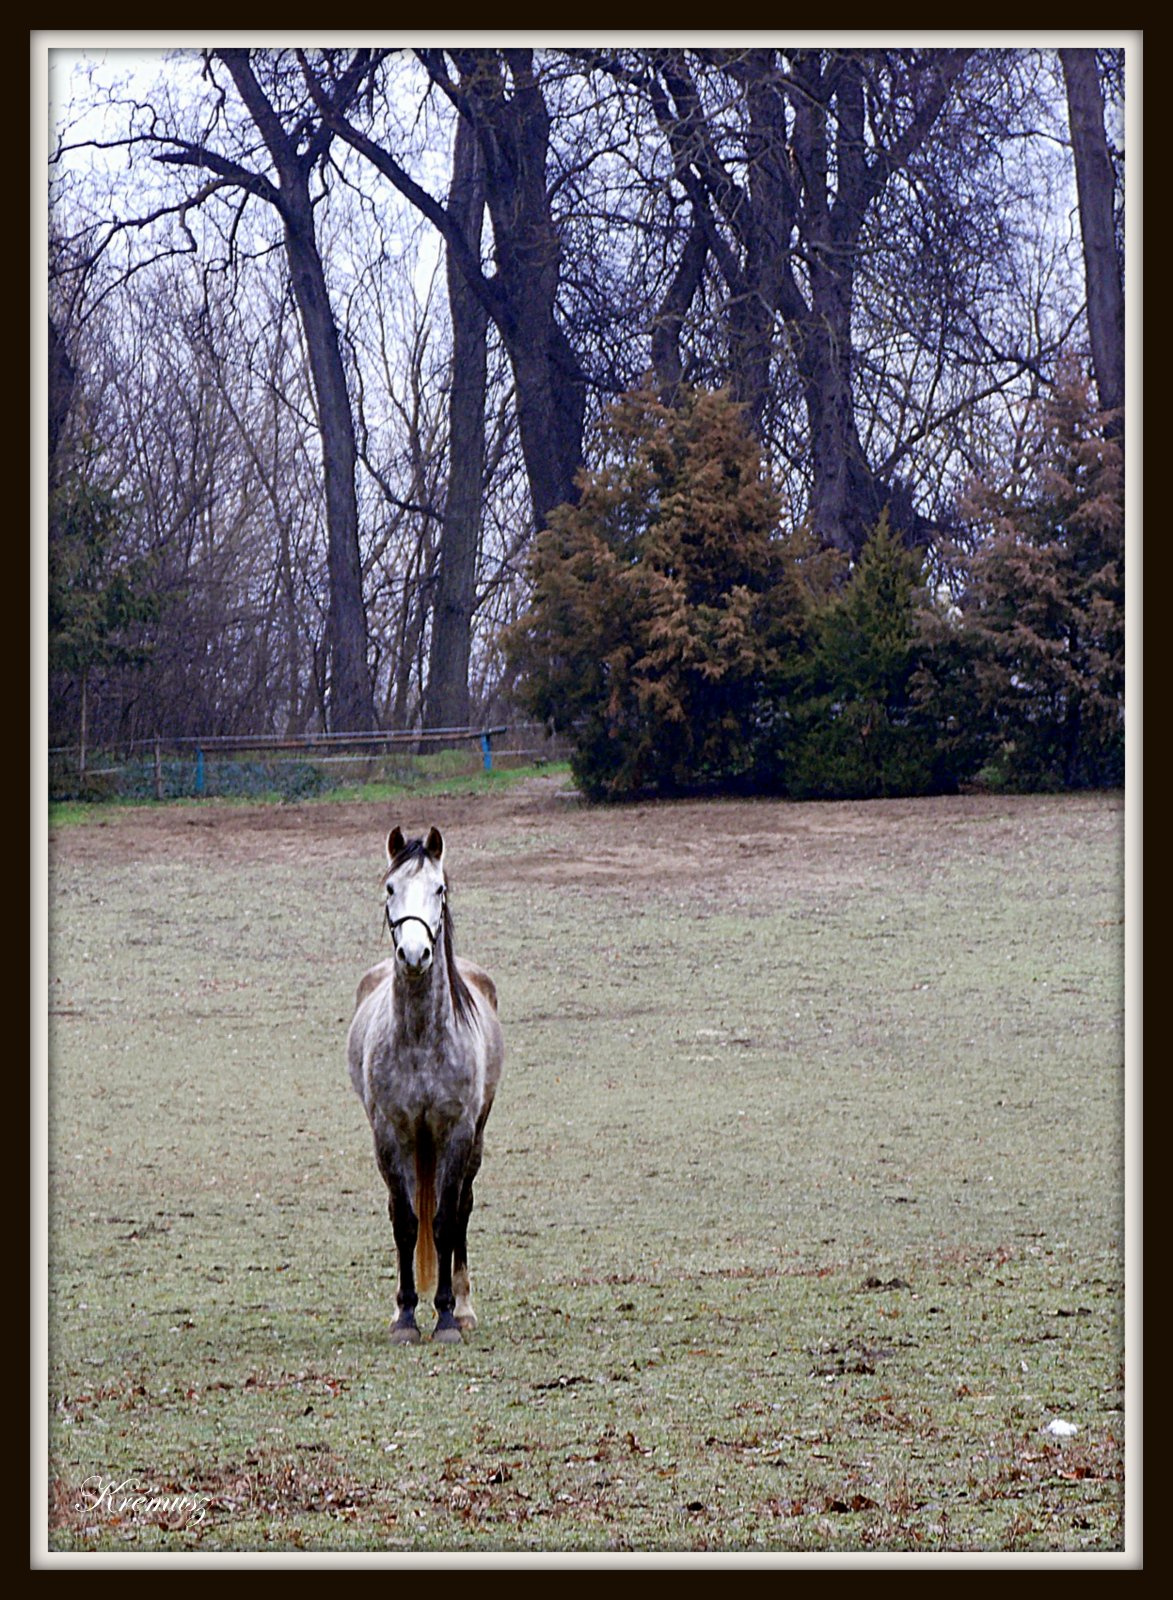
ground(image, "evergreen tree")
xmin=506 ymin=385 xmax=811 ymax=799
xmin=49 ymin=461 xmax=158 ymax=769
xmin=769 ymin=514 xmax=945 ymax=799
xmin=937 ymin=365 xmax=1124 ymax=789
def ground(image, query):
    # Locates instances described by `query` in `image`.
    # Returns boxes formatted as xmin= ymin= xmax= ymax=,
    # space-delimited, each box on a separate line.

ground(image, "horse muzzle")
xmin=396 ymin=940 xmax=434 ymax=977
xmin=388 ymin=913 xmax=439 ymax=978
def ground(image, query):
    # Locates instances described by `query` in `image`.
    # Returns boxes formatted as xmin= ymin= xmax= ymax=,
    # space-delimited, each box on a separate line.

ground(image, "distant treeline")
xmin=48 ymin=48 xmax=1125 ymax=797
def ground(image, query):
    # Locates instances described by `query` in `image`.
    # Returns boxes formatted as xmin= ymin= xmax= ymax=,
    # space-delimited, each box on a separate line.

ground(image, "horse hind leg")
xmin=453 ymin=1263 xmax=476 ymax=1332
xmin=452 ymin=1176 xmax=478 ymax=1330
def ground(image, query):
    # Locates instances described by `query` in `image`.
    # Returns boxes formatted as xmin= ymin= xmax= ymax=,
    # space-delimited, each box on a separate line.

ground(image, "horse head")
xmin=384 ymin=825 xmax=447 ymax=978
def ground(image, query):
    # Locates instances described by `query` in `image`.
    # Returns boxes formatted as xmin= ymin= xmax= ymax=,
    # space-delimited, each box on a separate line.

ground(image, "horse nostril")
xmin=396 ymin=941 xmax=432 ymax=972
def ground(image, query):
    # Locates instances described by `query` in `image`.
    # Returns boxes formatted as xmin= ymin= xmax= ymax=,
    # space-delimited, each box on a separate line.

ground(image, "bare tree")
xmin=48 ymin=315 xmax=75 ymax=483
xmin=1059 ymin=48 xmax=1125 ymax=419
xmin=626 ymin=48 xmax=973 ymax=555
xmin=48 ymin=44 xmax=1126 ymax=755
xmin=423 ymin=110 xmax=488 ymax=734
xmin=143 ymin=49 xmax=376 ymax=729
xmin=304 ymin=49 xmax=588 ymax=534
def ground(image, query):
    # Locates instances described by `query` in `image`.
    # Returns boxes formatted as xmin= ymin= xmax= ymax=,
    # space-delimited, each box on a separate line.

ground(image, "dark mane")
xmin=388 ymin=836 xmax=476 ymax=1026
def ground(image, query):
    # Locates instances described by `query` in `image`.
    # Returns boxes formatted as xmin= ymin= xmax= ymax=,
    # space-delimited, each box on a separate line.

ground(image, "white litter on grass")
xmin=1042 ymin=1418 xmax=1079 ymax=1438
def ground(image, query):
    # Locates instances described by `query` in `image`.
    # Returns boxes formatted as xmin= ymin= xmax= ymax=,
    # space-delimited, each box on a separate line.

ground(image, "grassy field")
xmin=42 ymin=777 xmax=1128 ymax=1557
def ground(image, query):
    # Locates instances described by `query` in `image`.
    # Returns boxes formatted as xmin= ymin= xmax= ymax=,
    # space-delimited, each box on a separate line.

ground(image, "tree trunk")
xmin=444 ymin=50 xmax=586 ymax=532
xmin=506 ymin=325 xmax=585 ymax=533
xmin=1060 ymin=48 xmax=1125 ymax=419
xmin=656 ymin=48 xmax=966 ymax=556
xmin=217 ymin=50 xmax=376 ymax=734
xmin=798 ymin=288 xmax=911 ymax=557
xmin=424 ymin=114 xmax=488 ymax=735
xmin=650 ymin=222 xmax=707 ymax=402
xmin=48 ymin=315 xmax=75 ymax=486
xmin=727 ymin=53 xmax=795 ymax=437
xmin=801 ymin=324 xmax=863 ymax=555
xmin=307 ymin=50 xmax=588 ymax=539
xmin=281 ymin=194 xmax=375 ymax=732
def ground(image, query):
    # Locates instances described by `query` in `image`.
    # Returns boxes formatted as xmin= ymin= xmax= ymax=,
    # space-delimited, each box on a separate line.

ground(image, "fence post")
xmin=78 ymin=671 xmax=88 ymax=791
xmin=195 ymin=747 xmax=205 ymax=796
xmin=154 ymin=738 xmax=164 ymax=802
xmin=480 ymin=732 xmax=492 ymax=772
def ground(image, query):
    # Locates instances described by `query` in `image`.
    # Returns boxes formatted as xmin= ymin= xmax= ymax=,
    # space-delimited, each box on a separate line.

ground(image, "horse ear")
xmin=424 ymin=826 xmax=444 ymax=863
xmin=388 ymin=827 xmax=405 ymax=864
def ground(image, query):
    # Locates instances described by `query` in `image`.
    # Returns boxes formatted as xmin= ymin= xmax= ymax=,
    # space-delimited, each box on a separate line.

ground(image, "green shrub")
xmin=759 ymin=514 xmax=947 ymax=799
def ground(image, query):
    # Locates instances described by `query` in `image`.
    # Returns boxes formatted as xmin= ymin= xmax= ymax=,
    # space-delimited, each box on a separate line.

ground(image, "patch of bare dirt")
xmin=48 ymin=778 xmax=1122 ymax=900
xmin=48 ymin=776 xmax=567 ymax=869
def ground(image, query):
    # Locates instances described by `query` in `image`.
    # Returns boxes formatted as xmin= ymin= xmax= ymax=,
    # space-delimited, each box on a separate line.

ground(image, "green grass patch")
xmin=47 ymin=759 xmax=571 ymax=829
xmin=323 ymin=757 xmax=571 ymax=806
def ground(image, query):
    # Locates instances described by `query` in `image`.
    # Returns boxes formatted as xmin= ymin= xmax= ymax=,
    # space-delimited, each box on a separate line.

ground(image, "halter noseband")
xmin=385 ymin=885 xmax=445 ymax=959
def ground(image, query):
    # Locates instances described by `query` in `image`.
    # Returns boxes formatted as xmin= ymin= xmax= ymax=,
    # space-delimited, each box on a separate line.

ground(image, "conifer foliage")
xmin=48 ymin=468 xmax=158 ymax=694
xmin=932 ymin=366 xmax=1125 ymax=790
xmin=506 ymin=386 xmax=799 ymax=799
xmin=509 ymin=367 xmax=1125 ymax=802
xmin=771 ymin=515 xmax=944 ymax=799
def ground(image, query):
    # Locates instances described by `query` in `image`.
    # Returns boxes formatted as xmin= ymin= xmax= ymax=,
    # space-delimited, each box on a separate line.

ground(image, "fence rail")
xmin=50 ymin=724 xmax=510 ymax=755
xmin=78 ymin=725 xmax=509 ymax=753
xmin=48 ymin=722 xmax=569 ymax=803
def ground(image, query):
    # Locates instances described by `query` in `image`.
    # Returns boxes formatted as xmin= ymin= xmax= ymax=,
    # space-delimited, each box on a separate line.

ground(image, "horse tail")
xmin=413 ymin=1129 xmax=438 ymax=1299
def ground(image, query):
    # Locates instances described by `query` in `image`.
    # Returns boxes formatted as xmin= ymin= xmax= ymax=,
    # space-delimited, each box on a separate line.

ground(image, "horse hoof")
xmin=455 ymin=1311 xmax=478 ymax=1332
xmin=433 ymin=1323 xmax=463 ymax=1344
xmin=390 ymin=1322 xmax=421 ymax=1345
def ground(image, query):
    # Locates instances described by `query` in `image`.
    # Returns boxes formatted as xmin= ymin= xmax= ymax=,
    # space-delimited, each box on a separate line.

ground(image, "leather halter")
xmin=385 ymin=887 xmax=445 ymax=959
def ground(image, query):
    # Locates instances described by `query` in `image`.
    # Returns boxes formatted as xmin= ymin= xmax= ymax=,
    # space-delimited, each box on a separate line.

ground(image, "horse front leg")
xmin=431 ymin=1130 xmax=476 ymax=1343
xmin=452 ymin=1127 xmax=487 ymax=1331
xmin=377 ymin=1143 xmax=421 ymax=1345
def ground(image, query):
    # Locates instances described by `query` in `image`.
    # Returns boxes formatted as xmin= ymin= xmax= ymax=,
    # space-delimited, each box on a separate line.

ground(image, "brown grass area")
xmin=45 ymin=777 xmax=1127 ymax=1555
